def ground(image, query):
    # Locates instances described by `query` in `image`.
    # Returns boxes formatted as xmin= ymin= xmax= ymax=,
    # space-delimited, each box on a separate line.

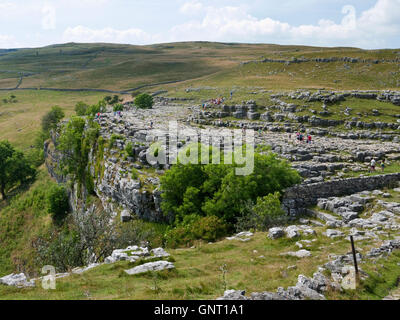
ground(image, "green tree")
xmin=235 ymin=192 xmax=287 ymax=231
xmin=75 ymin=101 xmax=89 ymax=116
xmin=135 ymin=93 xmax=154 ymax=109
xmin=57 ymin=116 xmax=86 ymax=180
xmin=0 ymin=140 xmax=36 ymax=200
xmin=110 ymin=95 xmax=122 ymax=105
xmin=57 ymin=117 xmax=99 ymax=187
xmin=160 ymin=146 xmax=301 ymax=226
xmin=202 ymin=153 xmax=301 ymax=223
xmin=41 ymin=106 xmax=65 ymax=134
xmin=86 ymin=99 xmax=106 ymax=116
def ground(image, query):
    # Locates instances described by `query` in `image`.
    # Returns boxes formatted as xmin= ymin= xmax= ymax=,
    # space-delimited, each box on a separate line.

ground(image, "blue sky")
xmin=0 ymin=0 xmax=399 ymax=49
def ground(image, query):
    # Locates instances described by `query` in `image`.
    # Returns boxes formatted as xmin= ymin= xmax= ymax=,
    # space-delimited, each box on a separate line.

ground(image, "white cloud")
xmin=180 ymin=1 xmax=204 ymax=15
xmin=167 ymin=0 xmax=400 ymax=48
xmin=62 ymin=26 xmax=154 ymax=44
xmin=358 ymin=0 xmax=400 ymax=35
xmin=56 ymin=0 xmax=400 ymax=49
xmin=42 ymin=4 xmax=56 ymax=30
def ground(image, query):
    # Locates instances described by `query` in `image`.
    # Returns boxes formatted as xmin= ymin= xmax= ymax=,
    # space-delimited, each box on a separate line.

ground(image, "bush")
xmin=160 ymin=146 xmax=301 ymax=226
xmin=113 ymin=103 xmax=124 ymax=112
xmin=190 ymin=216 xmax=228 ymax=242
xmin=108 ymin=133 xmax=123 ymax=149
xmin=0 ymin=140 xmax=37 ymax=200
xmin=75 ymin=101 xmax=89 ymax=116
xmin=164 ymin=215 xmax=228 ymax=248
xmin=105 ymin=95 xmax=122 ymax=105
xmin=135 ymin=93 xmax=154 ymax=109
xmin=35 ymin=229 xmax=85 ymax=272
xmin=235 ymin=192 xmax=288 ymax=232
xmin=125 ymin=141 xmax=134 ymax=157
xmin=113 ymin=219 xmax=159 ymax=249
xmin=41 ymin=106 xmax=65 ymax=134
xmin=164 ymin=225 xmax=193 ymax=248
xmin=47 ymin=185 xmax=69 ymax=223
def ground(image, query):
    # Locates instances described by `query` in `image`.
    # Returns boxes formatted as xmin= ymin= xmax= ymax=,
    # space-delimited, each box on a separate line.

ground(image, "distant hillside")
xmin=0 ymin=42 xmax=399 ymax=92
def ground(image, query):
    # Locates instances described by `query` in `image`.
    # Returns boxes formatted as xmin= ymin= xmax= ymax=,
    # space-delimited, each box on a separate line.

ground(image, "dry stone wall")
xmin=282 ymin=173 xmax=400 ymax=216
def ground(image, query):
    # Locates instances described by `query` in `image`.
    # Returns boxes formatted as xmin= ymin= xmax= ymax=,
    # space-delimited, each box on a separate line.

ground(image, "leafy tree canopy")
xmin=0 ymin=140 xmax=36 ymax=200
xmin=134 ymin=93 xmax=154 ymax=109
xmin=41 ymin=106 xmax=65 ymax=134
xmin=160 ymin=144 xmax=301 ymax=226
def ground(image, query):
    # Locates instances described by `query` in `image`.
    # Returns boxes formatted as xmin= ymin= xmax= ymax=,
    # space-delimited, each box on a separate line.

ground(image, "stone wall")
xmin=282 ymin=173 xmax=400 ymax=216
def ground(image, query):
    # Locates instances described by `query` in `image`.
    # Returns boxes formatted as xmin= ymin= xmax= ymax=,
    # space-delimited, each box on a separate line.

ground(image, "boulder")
xmin=285 ymin=226 xmax=301 ymax=238
xmin=281 ymin=250 xmax=312 ymax=258
xmin=124 ymin=261 xmax=175 ymax=275
xmin=150 ymin=248 xmax=170 ymax=258
xmin=324 ymin=229 xmax=345 ymax=239
xmin=0 ymin=273 xmax=35 ymax=288
xmin=268 ymin=227 xmax=285 ymax=239
xmin=217 ymin=290 xmax=249 ymax=300
xmin=226 ymin=231 xmax=253 ymax=242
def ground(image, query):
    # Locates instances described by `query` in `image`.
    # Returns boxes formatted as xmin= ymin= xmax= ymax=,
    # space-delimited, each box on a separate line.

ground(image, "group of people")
xmin=290 ymin=132 xmax=312 ymax=144
xmin=202 ymin=97 xmax=225 ymax=109
xmin=369 ymin=158 xmax=386 ymax=173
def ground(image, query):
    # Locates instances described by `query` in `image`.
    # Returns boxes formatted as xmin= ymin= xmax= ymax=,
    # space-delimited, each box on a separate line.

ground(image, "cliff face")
xmin=44 ymin=128 xmax=165 ymax=223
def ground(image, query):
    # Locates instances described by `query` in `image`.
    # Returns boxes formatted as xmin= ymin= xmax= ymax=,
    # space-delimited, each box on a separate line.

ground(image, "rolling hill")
xmin=0 ymin=42 xmax=399 ymax=93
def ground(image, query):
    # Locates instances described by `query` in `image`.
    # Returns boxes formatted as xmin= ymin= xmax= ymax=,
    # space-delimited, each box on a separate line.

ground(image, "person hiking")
xmin=370 ymin=158 xmax=376 ymax=172
xmin=381 ymin=159 xmax=385 ymax=172
xmin=308 ymin=135 xmax=312 ymax=144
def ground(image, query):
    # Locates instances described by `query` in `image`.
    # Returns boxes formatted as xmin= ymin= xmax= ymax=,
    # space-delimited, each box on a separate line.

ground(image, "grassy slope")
xmin=0 ymin=168 xmax=55 ymax=276
xmin=0 ymin=42 xmax=399 ymax=92
xmin=0 ymin=228 xmax=398 ymax=300
xmin=0 ymin=90 xmax=113 ymax=150
xmin=1 ymin=187 xmax=400 ymax=300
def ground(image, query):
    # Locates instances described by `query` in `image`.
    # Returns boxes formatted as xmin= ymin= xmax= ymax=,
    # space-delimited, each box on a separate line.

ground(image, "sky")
xmin=0 ymin=0 xmax=399 ymax=49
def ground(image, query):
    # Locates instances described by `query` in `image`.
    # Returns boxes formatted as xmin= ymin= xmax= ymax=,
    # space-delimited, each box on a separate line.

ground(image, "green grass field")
xmin=0 ymin=90 xmax=113 ymax=150
xmin=0 ymin=228 xmax=398 ymax=300
xmin=1 ymin=42 xmax=399 ymax=92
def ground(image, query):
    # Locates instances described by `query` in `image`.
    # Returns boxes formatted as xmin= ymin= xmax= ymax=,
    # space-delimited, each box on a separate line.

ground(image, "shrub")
xmin=235 ymin=192 xmax=288 ymax=232
xmin=41 ymin=106 xmax=65 ymax=134
xmin=35 ymin=229 xmax=85 ymax=272
xmin=57 ymin=117 xmax=99 ymax=187
xmin=164 ymin=225 xmax=193 ymax=248
xmin=113 ymin=219 xmax=158 ymax=249
xmin=135 ymin=93 xmax=154 ymax=109
xmin=190 ymin=216 xmax=228 ymax=242
xmin=0 ymin=140 xmax=37 ymax=200
xmin=85 ymin=99 xmax=106 ymax=116
xmin=164 ymin=215 xmax=228 ymax=248
xmin=131 ymin=168 xmax=139 ymax=180
xmin=109 ymin=133 xmax=123 ymax=149
xmin=47 ymin=184 xmax=69 ymax=223
xmin=113 ymin=103 xmax=124 ymax=112
xmin=75 ymin=101 xmax=89 ymax=116
xmin=160 ymin=146 xmax=301 ymax=226
xmin=125 ymin=141 xmax=134 ymax=157
xmin=105 ymin=95 xmax=122 ymax=105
